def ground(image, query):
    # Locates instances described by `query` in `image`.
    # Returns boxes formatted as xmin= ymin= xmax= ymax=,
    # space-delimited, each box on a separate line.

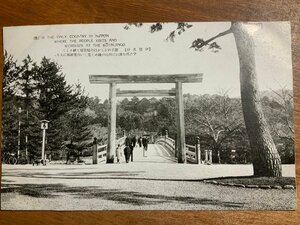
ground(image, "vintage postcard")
xmin=1 ymin=22 xmax=296 ymax=210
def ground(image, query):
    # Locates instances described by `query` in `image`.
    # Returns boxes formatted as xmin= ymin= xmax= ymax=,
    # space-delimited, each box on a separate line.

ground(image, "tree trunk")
xmin=213 ymin=143 xmax=221 ymax=164
xmin=231 ymin=22 xmax=282 ymax=177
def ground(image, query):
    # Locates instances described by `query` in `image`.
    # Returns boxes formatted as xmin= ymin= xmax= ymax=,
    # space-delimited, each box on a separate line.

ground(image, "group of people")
xmin=115 ymin=134 xmax=149 ymax=163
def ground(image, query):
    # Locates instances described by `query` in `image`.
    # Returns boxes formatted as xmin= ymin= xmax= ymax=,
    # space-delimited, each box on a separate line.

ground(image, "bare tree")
xmin=271 ymin=88 xmax=294 ymax=140
xmin=185 ymin=92 xmax=243 ymax=163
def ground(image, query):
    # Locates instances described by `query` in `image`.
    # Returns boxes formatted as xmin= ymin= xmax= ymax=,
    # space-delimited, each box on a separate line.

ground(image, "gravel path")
xmin=1 ymin=144 xmax=296 ymax=210
xmin=1 ymin=178 xmax=296 ymax=210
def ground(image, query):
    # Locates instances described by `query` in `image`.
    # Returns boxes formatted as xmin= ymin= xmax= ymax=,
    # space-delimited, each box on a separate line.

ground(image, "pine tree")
xmin=2 ymin=52 xmax=20 ymax=155
xmin=34 ymin=57 xmax=79 ymax=157
xmin=17 ymin=56 xmax=40 ymax=161
xmin=62 ymin=83 xmax=92 ymax=162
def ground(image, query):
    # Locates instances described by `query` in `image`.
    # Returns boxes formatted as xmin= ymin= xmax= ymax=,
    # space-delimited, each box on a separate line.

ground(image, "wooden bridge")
xmin=89 ymin=73 xmax=204 ymax=164
xmin=91 ymin=133 xmax=213 ymax=164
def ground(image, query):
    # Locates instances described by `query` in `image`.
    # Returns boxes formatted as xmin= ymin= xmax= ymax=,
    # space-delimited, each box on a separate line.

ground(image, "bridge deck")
xmin=120 ymin=144 xmax=177 ymax=164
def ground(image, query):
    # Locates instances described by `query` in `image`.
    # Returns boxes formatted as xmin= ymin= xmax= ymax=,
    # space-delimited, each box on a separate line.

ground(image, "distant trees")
xmin=86 ymin=96 xmax=108 ymax=126
xmin=84 ymin=91 xmax=293 ymax=165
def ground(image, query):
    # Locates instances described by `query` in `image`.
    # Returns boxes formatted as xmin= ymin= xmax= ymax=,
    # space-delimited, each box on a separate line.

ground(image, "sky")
xmin=3 ymin=22 xmax=293 ymax=101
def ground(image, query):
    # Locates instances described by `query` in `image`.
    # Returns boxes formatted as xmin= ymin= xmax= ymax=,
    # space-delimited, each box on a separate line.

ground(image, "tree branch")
xmin=206 ymin=28 xmax=232 ymax=46
xmin=191 ymin=28 xmax=232 ymax=50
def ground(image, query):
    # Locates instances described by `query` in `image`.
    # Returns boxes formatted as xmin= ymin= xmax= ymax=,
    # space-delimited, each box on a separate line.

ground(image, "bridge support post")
xmin=196 ymin=136 xmax=201 ymax=164
xmin=92 ymin=137 xmax=98 ymax=164
xmin=107 ymin=82 xmax=116 ymax=163
xmin=176 ymin=81 xmax=186 ymax=163
xmin=175 ymin=137 xmax=178 ymax=157
xmin=164 ymin=130 xmax=168 ymax=147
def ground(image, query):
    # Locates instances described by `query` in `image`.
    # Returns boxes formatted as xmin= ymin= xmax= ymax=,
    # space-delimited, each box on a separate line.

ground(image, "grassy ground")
xmin=211 ymin=176 xmax=296 ymax=186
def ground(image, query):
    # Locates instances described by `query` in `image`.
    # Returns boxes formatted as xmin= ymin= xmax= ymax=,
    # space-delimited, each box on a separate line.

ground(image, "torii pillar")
xmin=89 ymin=74 xmax=203 ymax=164
xmin=107 ymin=82 xmax=117 ymax=163
xmin=176 ymin=81 xmax=186 ymax=163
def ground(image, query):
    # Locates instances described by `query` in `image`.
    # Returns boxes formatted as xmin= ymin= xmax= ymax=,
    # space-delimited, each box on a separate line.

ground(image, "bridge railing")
xmin=97 ymin=144 xmax=107 ymax=162
xmin=156 ymin=136 xmax=176 ymax=155
xmin=185 ymin=143 xmax=198 ymax=163
xmin=95 ymin=136 xmax=126 ymax=163
xmin=155 ymin=135 xmax=201 ymax=164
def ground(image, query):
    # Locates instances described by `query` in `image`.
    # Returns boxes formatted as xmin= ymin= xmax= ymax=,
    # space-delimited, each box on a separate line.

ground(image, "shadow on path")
xmin=3 ymin=170 xmax=145 ymax=179
xmin=1 ymin=182 xmax=245 ymax=208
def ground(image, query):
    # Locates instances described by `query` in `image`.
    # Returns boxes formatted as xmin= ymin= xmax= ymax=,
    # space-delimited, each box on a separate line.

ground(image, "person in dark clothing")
xmin=132 ymin=136 xmax=136 ymax=148
xmin=125 ymin=135 xmax=132 ymax=147
xmin=129 ymin=144 xmax=134 ymax=162
xmin=142 ymin=136 xmax=149 ymax=157
xmin=138 ymin=136 xmax=142 ymax=147
xmin=124 ymin=135 xmax=132 ymax=163
xmin=142 ymin=137 xmax=148 ymax=150
xmin=130 ymin=136 xmax=136 ymax=162
xmin=123 ymin=146 xmax=131 ymax=163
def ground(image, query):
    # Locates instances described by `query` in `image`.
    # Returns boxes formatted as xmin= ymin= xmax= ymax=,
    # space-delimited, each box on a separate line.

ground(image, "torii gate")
xmin=89 ymin=74 xmax=203 ymax=164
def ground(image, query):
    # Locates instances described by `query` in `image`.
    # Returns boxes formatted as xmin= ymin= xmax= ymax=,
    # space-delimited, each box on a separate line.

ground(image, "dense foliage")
xmin=2 ymin=53 xmax=294 ymax=164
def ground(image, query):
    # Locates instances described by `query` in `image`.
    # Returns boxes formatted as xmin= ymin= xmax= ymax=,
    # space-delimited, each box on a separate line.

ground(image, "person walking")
xmin=123 ymin=146 xmax=131 ymax=163
xmin=124 ymin=134 xmax=132 ymax=163
xmin=130 ymin=141 xmax=134 ymax=162
xmin=125 ymin=134 xmax=132 ymax=147
xmin=116 ymin=144 xmax=121 ymax=163
xmin=142 ymin=136 xmax=148 ymax=157
xmin=132 ymin=136 xmax=137 ymax=148
xmin=138 ymin=136 xmax=142 ymax=148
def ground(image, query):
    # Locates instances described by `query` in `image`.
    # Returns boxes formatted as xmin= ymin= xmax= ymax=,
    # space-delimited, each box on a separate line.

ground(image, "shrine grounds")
xmin=1 ymin=162 xmax=296 ymax=210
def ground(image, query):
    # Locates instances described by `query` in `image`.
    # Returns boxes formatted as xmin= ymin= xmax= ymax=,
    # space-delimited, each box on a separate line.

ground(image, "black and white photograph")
xmin=0 ymin=22 xmax=296 ymax=210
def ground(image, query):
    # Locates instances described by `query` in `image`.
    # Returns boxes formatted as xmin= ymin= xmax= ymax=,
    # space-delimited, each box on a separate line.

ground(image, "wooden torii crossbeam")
xmin=116 ymin=88 xmax=176 ymax=97
xmin=89 ymin=74 xmax=203 ymax=164
xmin=89 ymin=74 xmax=203 ymax=83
